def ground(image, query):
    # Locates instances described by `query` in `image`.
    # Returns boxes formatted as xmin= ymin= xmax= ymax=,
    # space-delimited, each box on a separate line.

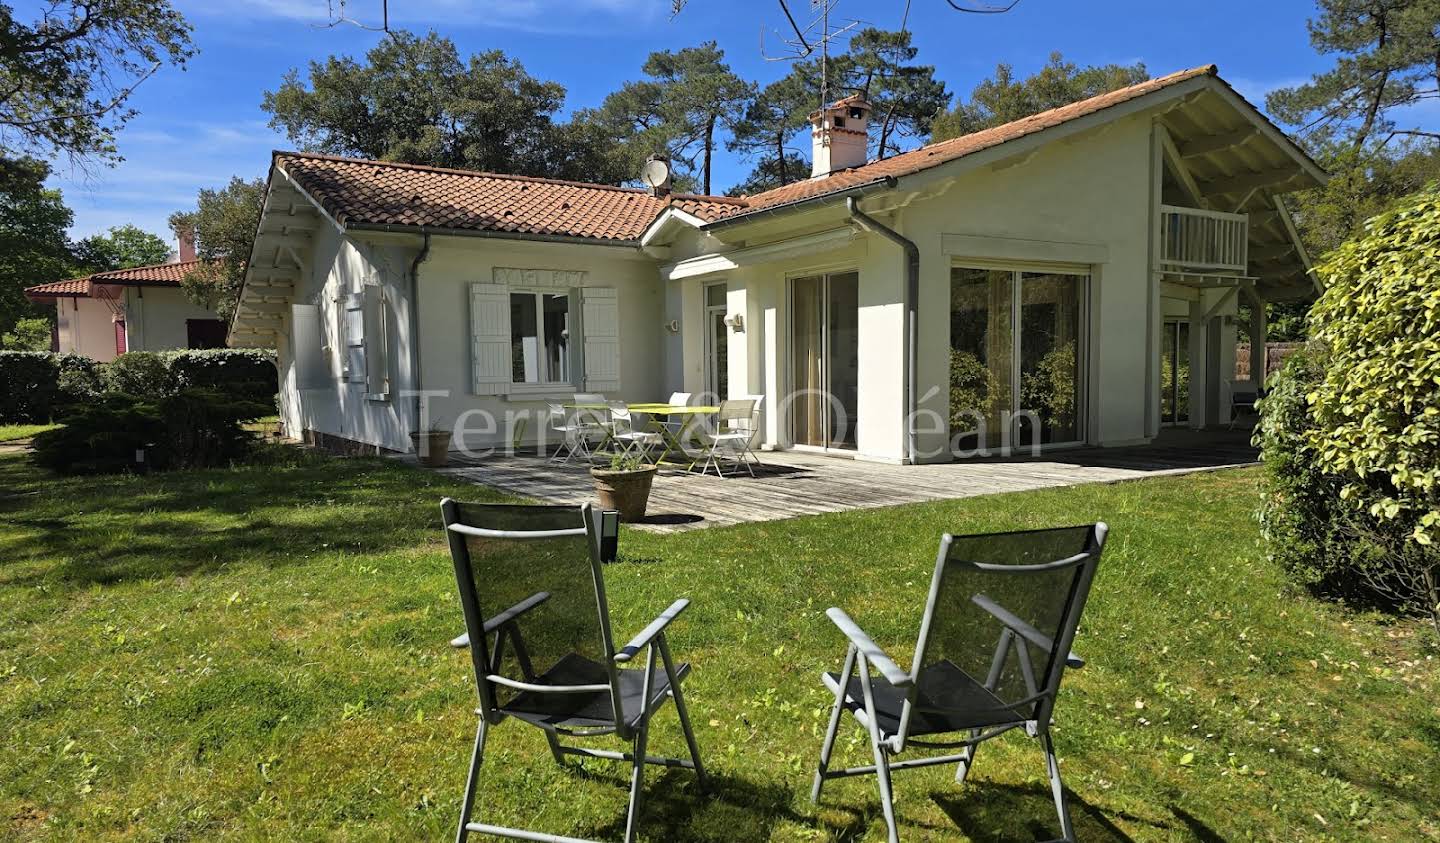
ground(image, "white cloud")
xmin=179 ymin=0 xmax=666 ymax=34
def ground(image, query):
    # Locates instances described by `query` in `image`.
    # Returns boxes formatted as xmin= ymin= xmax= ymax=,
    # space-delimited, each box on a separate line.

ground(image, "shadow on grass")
xmin=0 ymin=450 xmax=512 ymax=588
xmin=932 ymin=780 xmax=1176 ymax=842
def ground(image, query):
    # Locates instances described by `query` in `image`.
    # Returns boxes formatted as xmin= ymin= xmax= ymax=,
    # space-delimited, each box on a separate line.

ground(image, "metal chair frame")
xmin=692 ymin=397 xmax=761 ymax=478
xmin=607 ymin=402 xmax=664 ymax=464
xmin=811 ymin=524 xmax=1108 ymax=843
xmin=443 ymin=499 xmax=707 ymax=843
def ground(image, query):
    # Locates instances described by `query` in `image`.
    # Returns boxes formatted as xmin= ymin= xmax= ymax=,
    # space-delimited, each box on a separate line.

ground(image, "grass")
xmin=0 ymin=423 xmax=59 ymax=442
xmin=1 ymin=448 xmax=1436 ymax=842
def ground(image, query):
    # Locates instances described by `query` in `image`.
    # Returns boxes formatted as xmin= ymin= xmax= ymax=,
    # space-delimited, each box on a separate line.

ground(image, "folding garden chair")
xmin=442 ymin=499 xmax=707 ymax=843
xmin=607 ymin=401 xmax=664 ymax=463
xmin=547 ymin=402 xmax=597 ymax=464
xmin=693 ymin=397 xmax=760 ymax=478
xmin=811 ymin=524 xmax=1108 ymax=843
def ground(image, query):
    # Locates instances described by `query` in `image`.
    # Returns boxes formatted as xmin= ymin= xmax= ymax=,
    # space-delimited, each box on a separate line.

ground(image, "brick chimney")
xmin=810 ymin=95 xmax=871 ymax=179
xmin=176 ymin=225 xmax=196 ymax=263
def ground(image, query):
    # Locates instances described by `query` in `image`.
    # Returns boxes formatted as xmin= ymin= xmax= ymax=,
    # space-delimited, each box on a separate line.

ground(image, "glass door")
xmin=950 ymin=266 xmax=1087 ymax=454
xmin=703 ymin=283 xmax=729 ymax=401
xmin=790 ymin=271 xmax=859 ymax=450
xmin=1161 ymin=320 xmax=1190 ymax=425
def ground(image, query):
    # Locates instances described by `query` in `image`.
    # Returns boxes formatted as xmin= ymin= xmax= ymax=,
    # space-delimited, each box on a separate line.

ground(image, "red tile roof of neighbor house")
xmin=271 ymin=65 xmax=1239 ymax=243
xmin=24 ymin=259 xmax=204 ymax=299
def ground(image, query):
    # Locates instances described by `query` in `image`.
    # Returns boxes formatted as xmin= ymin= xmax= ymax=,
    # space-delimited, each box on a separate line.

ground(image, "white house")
xmin=26 ymin=238 xmax=227 ymax=362
xmin=230 ymin=65 xmax=1324 ymax=463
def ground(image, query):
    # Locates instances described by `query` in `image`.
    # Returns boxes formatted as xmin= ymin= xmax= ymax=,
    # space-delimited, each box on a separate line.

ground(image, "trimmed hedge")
xmin=0 ymin=349 xmax=276 ymax=422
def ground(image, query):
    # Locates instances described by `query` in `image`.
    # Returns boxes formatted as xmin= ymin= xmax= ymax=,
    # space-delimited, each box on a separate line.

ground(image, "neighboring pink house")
xmin=24 ymin=234 xmax=226 ymax=361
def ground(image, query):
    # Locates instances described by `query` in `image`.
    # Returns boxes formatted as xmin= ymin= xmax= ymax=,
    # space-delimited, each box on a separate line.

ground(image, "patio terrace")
xmin=402 ymin=428 xmax=1259 ymax=533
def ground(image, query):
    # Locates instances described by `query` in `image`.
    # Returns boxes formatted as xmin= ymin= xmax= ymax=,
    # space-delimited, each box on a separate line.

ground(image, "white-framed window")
xmin=509 ymin=290 xmax=571 ymax=384
xmin=471 ymin=281 xmax=619 ymax=397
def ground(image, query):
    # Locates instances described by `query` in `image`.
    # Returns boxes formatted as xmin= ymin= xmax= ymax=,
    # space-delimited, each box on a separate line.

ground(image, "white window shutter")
xmin=581 ymin=287 xmax=620 ymax=392
xmin=291 ymin=304 xmax=327 ymax=390
xmin=342 ymin=294 xmax=365 ymax=382
xmin=470 ymin=283 xmax=511 ymax=395
xmin=362 ymin=285 xmax=389 ymax=397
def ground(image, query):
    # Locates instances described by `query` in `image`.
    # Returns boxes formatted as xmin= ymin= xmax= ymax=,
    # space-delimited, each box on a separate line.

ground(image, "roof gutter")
xmin=346 ymin=221 xmax=642 ymax=250
xmin=845 ymin=196 xmax=919 ymax=465
xmin=702 ymin=177 xmax=898 ymax=232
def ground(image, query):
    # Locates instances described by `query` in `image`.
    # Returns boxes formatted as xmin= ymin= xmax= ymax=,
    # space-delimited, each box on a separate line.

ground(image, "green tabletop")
xmin=564 ymin=402 xmax=718 ymax=414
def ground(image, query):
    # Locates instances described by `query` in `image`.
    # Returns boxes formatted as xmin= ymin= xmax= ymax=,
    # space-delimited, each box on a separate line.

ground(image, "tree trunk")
xmin=1351 ymin=9 xmax=1390 ymax=154
xmin=702 ymin=114 xmax=715 ymax=195
xmin=877 ymin=102 xmax=899 ymax=160
xmin=776 ymin=132 xmax=787 ymax=184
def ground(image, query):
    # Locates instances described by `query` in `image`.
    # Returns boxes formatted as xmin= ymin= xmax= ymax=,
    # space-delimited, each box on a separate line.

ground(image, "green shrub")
xmin=0 ymin=351 xmax=59 ymax=423
xmin=166 ymin=348 xmax=276 ymax=403
xmin=1257 ymin=185 xmax=1440 ymax=631
xmin=54 ymin=354 xmax=102 ymax=408
xmin=102 ymin=351 xmax=173 ymax=396
xmin=32 ymin=389 xmax=270 ymax=474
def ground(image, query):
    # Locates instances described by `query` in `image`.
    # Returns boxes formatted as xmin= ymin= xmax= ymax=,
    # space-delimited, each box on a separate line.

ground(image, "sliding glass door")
xmin=949 ymin=266 xmax=1086 ymax=454
xmin=791 ymin=271 xmax=859 ymax=450
xmin=1161 ymin=320 xmax=1190 ymax=425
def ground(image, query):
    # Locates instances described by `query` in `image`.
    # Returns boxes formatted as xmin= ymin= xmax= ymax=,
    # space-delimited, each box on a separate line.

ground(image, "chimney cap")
xmin=809 ymin=94 xmax=873 ymax=123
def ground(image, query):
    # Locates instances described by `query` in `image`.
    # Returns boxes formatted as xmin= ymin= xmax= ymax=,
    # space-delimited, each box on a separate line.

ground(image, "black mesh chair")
xmin=442 ymin=499 xmax=706 ymax=843
xmin=811 ymin=524 xmax=1108 ymax=842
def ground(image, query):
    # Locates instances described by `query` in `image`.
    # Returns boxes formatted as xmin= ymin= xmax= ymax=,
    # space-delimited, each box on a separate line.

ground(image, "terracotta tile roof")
xmin=23 ymin=259 xmax=203 ymax=300
xmin=734 ymin=65 xmax=1221 ymax=217
xmin=268 ymin=67 xmax=1239 ymax=240
xmin=275 ymin=152 xmax=747 ymax=241
xmin=93 ymin=259 xmax=203 ymax=285
xmin=24 ymin=276 xmax=92 ymax=297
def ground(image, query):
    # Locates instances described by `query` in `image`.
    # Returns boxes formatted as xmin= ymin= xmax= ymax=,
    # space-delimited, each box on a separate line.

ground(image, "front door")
xmin=790 ymin=271 xmax=859 ymax=450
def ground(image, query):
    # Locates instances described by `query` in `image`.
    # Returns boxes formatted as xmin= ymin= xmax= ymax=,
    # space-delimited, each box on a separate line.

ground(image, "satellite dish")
xmin=641 ymin=156 xmax=672 ymax=194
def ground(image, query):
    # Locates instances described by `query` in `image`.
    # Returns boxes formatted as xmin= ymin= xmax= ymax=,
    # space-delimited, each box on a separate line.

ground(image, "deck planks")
xmin=404 ymin=430 xmax=1258 ymax=534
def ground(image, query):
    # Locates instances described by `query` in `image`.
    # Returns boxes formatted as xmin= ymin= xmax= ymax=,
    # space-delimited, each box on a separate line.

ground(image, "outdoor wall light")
xmin=724 ymin=313 xmax=745 ymax=333
xmin=664 ymin=319 xmax=680 ymax=334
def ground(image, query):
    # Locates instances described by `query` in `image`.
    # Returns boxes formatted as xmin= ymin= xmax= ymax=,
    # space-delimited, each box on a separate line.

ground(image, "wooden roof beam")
xmin=1181 ymin=127 xmax=1258 ymax=158
xmin=1202 ymin=169 xmax=1304 ymax=196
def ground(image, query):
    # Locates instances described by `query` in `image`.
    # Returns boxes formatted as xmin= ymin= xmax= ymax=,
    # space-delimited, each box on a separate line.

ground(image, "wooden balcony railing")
xmin=1160 ymin=204 xmax=1249 ymax=273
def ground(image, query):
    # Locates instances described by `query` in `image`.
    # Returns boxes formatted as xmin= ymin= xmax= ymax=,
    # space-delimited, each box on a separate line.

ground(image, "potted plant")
xmin=590 ymin=451 xmax=657 ymax=523
xmin=410 ymin=418 xmax=452 ymax=468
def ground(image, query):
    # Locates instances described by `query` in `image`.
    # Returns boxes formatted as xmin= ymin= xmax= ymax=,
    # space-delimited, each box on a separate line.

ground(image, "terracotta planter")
xmin=590 ymin=465 xmax=657 ymax=523
xmin=410 ymin=430 xmax=453 ymax=467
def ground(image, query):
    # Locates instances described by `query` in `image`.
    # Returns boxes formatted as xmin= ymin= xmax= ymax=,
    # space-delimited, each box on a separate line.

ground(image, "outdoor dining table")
xmin=563 ymin=401 xmax=719 ymax=468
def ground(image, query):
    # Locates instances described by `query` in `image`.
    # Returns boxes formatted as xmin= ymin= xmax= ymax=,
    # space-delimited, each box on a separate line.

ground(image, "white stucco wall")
xmin=276 ymin=223 xmax=419 ymax=451
xmin=414 ymin=236 xmax=664 ymax=453
xmin=53 ymin=296 xmax=119 ymax=361
xmin=275 ymin=227 xmax=666 ymax=453
xmin=661 ymin=111 xmax=1162 ymax=463
xmin=121 ymin=286 xmax=223 ymax=352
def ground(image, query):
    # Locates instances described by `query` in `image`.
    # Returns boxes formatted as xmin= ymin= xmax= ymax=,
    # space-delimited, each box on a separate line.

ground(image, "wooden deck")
xmin=404 ymin=428 xmax=1258 ymax=534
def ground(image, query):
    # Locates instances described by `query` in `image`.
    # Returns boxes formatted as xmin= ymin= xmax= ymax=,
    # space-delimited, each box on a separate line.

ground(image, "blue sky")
xmin=36 ymin=0 xmax=1330 ymax=242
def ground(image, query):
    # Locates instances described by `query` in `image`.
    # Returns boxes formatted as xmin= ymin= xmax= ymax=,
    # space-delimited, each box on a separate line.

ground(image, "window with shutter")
xmin=470 ymin=283 xmax=512 ymax=395
xmin=362 ymin=285 xmax=389 ymax=399
xmin=342 ymin=294 xmax=365 ymax=382
xmin=581 ymin=287 xmax=620 ymax=392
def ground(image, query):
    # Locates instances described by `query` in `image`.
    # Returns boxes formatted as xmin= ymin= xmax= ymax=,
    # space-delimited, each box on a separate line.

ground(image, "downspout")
xmin=846 ymin=196 xmax=919 ymax=464
xmin=408 ymin=232 xmax=432 ymax=438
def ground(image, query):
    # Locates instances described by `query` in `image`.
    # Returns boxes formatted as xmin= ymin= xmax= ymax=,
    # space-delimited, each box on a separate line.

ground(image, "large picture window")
xmin=510 ymin=291 xmax=570 ymax=384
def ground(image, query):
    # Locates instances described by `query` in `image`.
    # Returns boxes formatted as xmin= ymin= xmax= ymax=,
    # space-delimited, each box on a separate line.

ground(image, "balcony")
xmin=1160 ymin=204 xmax=1249 ymax=274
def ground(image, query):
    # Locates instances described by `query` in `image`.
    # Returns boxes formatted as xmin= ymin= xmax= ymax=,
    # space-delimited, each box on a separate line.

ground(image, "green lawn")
xmin=0 ymin=423 xmax=59 ymax=442
xmin=1 ymin=449 xmax=1436 ymax=841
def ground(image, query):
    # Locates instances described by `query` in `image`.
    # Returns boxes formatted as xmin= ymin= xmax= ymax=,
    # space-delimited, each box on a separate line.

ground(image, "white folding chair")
xmin=607 ymin=402 xmax=664 ymax=463
xmin=547 ymin=403 xmax=594 ymax=464
xmin=694 ymin=397 xmax=760 ymax=478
